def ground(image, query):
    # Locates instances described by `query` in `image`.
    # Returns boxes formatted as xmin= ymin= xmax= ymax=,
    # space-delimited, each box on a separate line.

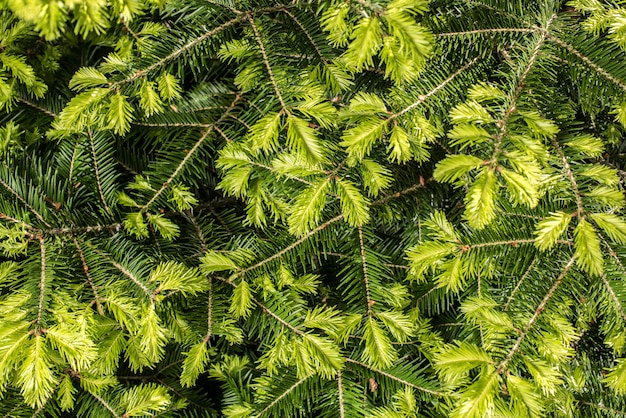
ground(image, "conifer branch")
xmin=116 ymin=17 xmax=243 ymax=86
xmin=496 ymin=255 xmax=576 ymax=373
xmin=90 ymin=246 xmax=153 ymax=297
xmin=552 ymin=136 xmax=585 ymax=216
xmin=239 ymin=215 xmax=344 ymax=275
xmin=392 ymin=57 xmax=480 ymax=119
xmin=344 ymin=358 xmax=445 ymax=396
xmin=467 ymin=238 xmax=572 ymax=250
xmin=546 ymin=34 xmax=626 ymax=92
xmin=132 ymin=122 xmax=214 ymax=128
xmin=579 ymin=401 xmax=626 ymax=416
xmin=337 ymin=370 xmax=345 ymax=418
xmin=88 ymin=130 xmax=112 ymax=215
xmin=73 ymin=238 xmax=104 ymax=315
xmin=248 ymin=16 xmax=287 ymax=110
xmin=281 ymin=8 xmax=326 ymax=62
xmin=90 ymin=392 xmax=121 ymax=418
xmin=257 ymin=375 xmax=313 ymax=417
xmin=40 ymin=223 xmax=122 ymax=236
xmin=371 ymin=178 xmax=432 ymax=206
xmin=491 ymin=15 xmax=554 ymax=165
xmin=142 ymin=99 xmax=239 ymax=212
xmin=16 ymin=97 xmax=57 ymax=117
xmin=358 ymin=226 xmax=374 ymax=315
xmin=36 ymin=235 xmax=46 ymax=332
xmin=204 ymin=277 xmax=213 ymax=343
xmin=503 ymin=257 xmax=537 ymax=311
xmin=0 ymin=178 xmax=51 ymax=227
xmin=435 ymin=28 xmax=535 ymax=37
xmin=601 ymin=274 xmax=626 ymax=322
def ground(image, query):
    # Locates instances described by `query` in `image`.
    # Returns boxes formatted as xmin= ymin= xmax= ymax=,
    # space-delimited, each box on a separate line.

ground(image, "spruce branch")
xmin=503 ymin=257 xmax=537 ymax=311
xmin=579 ymin=401 xmax=626 ymax=416
xmin=392 ymin=57 xmax=480 ymax=119
xmin=204 ymin=277 xmax=213 ymax=343
xmin=256 ymin=375 xmax=313 ymax=417
xmin=546 ymin=33 xmax=626 ymax=92
xmin=142 ymin=98 xmax=240 ymax=212
xmin=552 ymin=136 xmax=585 ymax=216
xmin=248 ymin=17 xmax=287 ymax=110
xmin=0 ymin=178 xmax=51 ymax=227
xmin=72 ymin=238 xmax=104 ymax=315
xmin=89 ymin=245 xmax=153 ymax=298
xmin=36 ymin=235 xmax=46 ymax=332
xmin=496 ymin=255 xmax=576 ymax=374
xmin=344 ymin=358 xmax=445 ymax=396
xmin=337 ymin=370 xmax=345 ymax=418
xmin=358 ymin=226 xmax=374 ymax=315
xmin=115 ymin=17 xmax=243 ymax=87
xmin=88 ymin=130 xmax=112 ymax=215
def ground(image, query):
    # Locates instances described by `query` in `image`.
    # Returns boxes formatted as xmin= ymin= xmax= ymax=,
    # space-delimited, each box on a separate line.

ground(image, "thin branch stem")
xmin=88 ymin=130 xmax=111 ymax=215
xmin=281 ymin=8 xmax=326 ymax=62
xmin=90 ymin=392 xmax=121 ymax=418
xmin=16 ymin=97 xmax=57 ymax=117
xmin=552 ymin=136 xmax=585 ymax=216
xmin=204 ymin=277 xmax=213 ymax=343
xmin=496 ymin=256 xmax=576 ymax=373
xmin=345 ymin=358 xmax=445 ymax=396
xmin=358 ymin=226 xmax=374 ymax=315
xmin=256 ymin=374 xmax=312 ymax=417
xmin=239 ymin=215 xmax=344 ymax=275
xmin=547 ymin=33 xmax=626 ymax=92
xmin=601 ymin=274 xmax=626 ymax=322
xmin=36 ymin=236 xmax=46 ymax=332
xmin=435 ymin=28 xmax=535 ymax=37
xmin=0 ymin=178 xmax=51 ymax=227
xmin=73 ymin=238 xmax=104 ymax=315
xmin=90 ymin=246 xmax=153 ymax=297
xmin=248 ymin=16 xmax=287 ymax=110
xmin=504 ymin=257 xmax=537 ymax=311
xmin=115 ymin=17 xmax=242 ymax=87
xmin=392 ymin=57 xmax=480 ymax=119
xmin=337 ymin=370 xmax=345 ymax=418
xmin=579 ymin=401 xmax=626 ymax=416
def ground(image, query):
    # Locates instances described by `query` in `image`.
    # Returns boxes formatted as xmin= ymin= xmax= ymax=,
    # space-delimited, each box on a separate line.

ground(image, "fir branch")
xmin=238 ymin=214 xmax=344 ymax=275
xmin=496 ymin=255 xmax=576 ymax=373
xmin=344 ymin=358 xmax=445 ymax=396
xmin=15 ymin=97 xmax=57 ymax=118
xmin=90 ymin=392 xmax=120 ymax=418
xmin=551 ymin=136 xmax=585 ymax=216
xmin=40 ymin=223 xmax=122 ymax=236
xmin=182 ymin=210 xmax=209 ymax=253
xmin=546 ymin=34 xmax=626 ymax=92
xmin=579 ymin=401 xmax=626 ymax=417
xmin=337 ymin=370 xmax=345 ymax=418
xmin=89 ymin=246 xmax=153 ymax=297
xmin=88 ymin=130 xmax=111 ymax=215
xmin=208 ymin=205 xmax=233 ymax=237
xmin=248 ymin=17 xmax=287 ymax=110
xmin=72 ymin=238 xmax=104 ymax=315
xmin=491 ymin=15 xmax=554 ymax=166
xmin=467 ymin=238 xmax=572 ymax=250
xmin=0 ymin=178 xmax=51 ymax=227
xmin=256 ymin=374 xmax=313 ymax=417
xmin=115 ymin=17 xmax=243 ymax=86
xmin=281 ymin=8 xmax=326 ymax=62
xmin=392 ymin=57 xmax=480 ymax=119
xmin=435 ymin=28 xmax=535 ymax=37
xmin=36 ymin=235 xmax=46 ymax=332
xmin=358 ymin=226 xmax=374 ymax=315
xmin=503 ymin=257 xmax=537 ymax=311
xmin=601 ymin=274 xmax=626 ymax=322
xmin=141 ymin=99 xmax=239 ymax=212
xmin=132 ymin=122 xmax=214 ymax=128
xmin=204 ymin=277 xmax=213 ymax=343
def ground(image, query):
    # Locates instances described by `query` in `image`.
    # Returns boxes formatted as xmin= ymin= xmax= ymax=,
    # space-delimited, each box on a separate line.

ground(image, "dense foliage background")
xmin=2 ymin=0 xmax=626 ymax=416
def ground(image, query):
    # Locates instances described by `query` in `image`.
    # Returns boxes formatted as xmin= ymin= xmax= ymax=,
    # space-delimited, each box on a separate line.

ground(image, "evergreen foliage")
xmin=2 ymin=0 xmax=626 ymax=416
